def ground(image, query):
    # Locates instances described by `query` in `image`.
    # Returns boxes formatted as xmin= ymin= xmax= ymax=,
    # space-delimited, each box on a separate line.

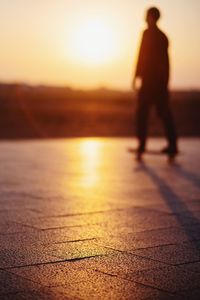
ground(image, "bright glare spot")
xmin=81 ymin=140 xmax=100 ymax=155
xmin=80 ymin=139 xmax=101 ymax=187
xmin=71 ymin=20 xmax=116 ymax=65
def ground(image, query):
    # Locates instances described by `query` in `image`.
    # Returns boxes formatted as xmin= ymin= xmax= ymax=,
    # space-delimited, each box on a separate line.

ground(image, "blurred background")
xmin=0 ymin=0 xmax=199 ymax=138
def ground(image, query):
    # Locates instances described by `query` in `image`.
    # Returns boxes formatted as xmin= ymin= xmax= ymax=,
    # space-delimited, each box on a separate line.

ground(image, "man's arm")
xmin=132 ymin=32 xmax=146 ymax=90
xmin=165 ymin=45 xmax=170 ymax=86
xmin=162 ymin=35 xmax=170 ymax=87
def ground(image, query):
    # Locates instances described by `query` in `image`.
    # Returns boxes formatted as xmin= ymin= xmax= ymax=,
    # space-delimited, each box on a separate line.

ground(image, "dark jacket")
xmin=136 ymin=26 xmax=169 ymax=90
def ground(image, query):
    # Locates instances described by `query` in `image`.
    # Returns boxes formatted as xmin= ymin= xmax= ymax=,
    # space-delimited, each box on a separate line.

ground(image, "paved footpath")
xmin=0 ymin=138 xmax=200 ymax=300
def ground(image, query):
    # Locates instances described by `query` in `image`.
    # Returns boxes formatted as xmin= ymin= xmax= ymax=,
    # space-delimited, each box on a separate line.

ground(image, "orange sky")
xmin=1 ymin=0 xmax=200 ymax=90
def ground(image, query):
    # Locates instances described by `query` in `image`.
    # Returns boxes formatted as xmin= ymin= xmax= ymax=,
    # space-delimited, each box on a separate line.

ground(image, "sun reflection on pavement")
xmin=61 ymin=138 xmax=123 ymax=218
xmin=79 ymin=139 xmax=102 ymax=189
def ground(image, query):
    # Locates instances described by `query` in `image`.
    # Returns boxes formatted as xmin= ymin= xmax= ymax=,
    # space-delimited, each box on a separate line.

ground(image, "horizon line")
xmin=0 ymin=81 xmax=200 ymax=93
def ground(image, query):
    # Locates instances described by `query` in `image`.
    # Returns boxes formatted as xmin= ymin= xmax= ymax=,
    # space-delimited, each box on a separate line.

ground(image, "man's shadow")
xmin=172 ymin=164 xmax=200 ymax=190
xmin=134 ymin=161 xmax=200 ymax=256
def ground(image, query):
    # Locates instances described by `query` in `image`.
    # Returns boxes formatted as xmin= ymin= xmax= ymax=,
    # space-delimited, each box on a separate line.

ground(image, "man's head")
xmin=146 ymin=7 xmax=161 ymax=27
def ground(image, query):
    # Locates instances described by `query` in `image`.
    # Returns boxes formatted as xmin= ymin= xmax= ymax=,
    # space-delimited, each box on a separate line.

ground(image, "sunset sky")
xmin=1 ymin=0 xmax=200 ymax=90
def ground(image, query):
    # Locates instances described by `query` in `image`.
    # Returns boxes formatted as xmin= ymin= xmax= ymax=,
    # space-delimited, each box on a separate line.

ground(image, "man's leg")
xmin=136 ymin=95 xmax=150 ymax=153
xmin=156 ymin=95 xmax=178 ymax=152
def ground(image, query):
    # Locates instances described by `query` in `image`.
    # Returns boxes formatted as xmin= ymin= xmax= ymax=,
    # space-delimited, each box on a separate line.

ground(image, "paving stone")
xmin=8 ymin=252 xmax=167 ymax=292
xmin=124 ymin=266 xmax=200 ymax=293
xmin=1 ymin=289 xmax=66 ymax=300
xmin=144 ymin=199 xmax=200 ymax=214
xmin=17 ymin=214 xmax=102 ymax=230
xmin=21 ymin=209 xmax=122 ymax=229
xmin=70 ymin=252 xmax=167 ymax=275
xmin=95 ymin=227 xmax=196 ymax=251
xmin=183 ymin=224 xmax=200 ymax=241
xmin=177 ymin=288 xmax=200 ymax=300
xmin=51 ymin=272 xmax=175 ymax=300
xmin=8 ymin=262 xmax=102 ymax=287
xmin=131 ymin=241 xmax=200 ymax=265
xmin=44 ymin=240 xmax=115 ymax=260
xmin=0 ymin=246 xmax=59 ymax=269
xmin=0 ymin=270 xmax=42 ymax=296
xmin=16 ymin=207 xmax=170 ymax=231
xmin=0 ymin=222 xmax=31 ymax=235
xmin=0 ymin=210 xmax=42 ymax=223
xmin=174 ymin=210 xmax=200 ymax=221
xmin=178 ymin=261 xmax=200 ymax=273
xmin=0 ymin=231 xmax=46 ymax=250
xmin=55 ymin=223 xmax=135 ymax=240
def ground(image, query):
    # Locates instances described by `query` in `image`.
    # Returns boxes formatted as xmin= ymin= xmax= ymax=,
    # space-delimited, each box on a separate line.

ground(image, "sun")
xmin=71 ymin=20 xmax=116 ymax=65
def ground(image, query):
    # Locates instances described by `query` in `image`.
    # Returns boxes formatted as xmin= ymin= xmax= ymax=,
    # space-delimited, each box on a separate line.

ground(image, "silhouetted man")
xmin=133 ymin=7 xmax=178 ymax=159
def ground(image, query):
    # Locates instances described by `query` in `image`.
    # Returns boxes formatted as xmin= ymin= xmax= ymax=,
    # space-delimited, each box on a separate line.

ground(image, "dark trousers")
xmin=136 ymin=88 xmax=177 ymax=152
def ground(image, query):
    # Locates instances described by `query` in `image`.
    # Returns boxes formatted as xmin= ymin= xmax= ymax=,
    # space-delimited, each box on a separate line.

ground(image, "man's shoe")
xmin=135 ymin=147 xmax=145 ymax=162
xmin=161 ymin=146 xmax=178 ymax=155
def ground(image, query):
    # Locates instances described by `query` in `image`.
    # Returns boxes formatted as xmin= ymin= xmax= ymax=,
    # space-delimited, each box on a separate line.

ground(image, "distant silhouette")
xmin=133 ymin=7 xmax=178 ymax=160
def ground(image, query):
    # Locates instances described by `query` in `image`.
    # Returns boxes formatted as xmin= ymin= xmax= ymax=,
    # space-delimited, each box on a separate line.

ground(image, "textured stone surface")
xmin=0 ymin=138 xmax=200 ymax=299
xmin=50 ymin=272 xmax=175 ymax=300
xmin=94 ymin=227 xmax=197 ymax=251
xmin=178 ymin=261 xmax=200 ymax=273
xmin=0 ymin=248 xmax=58 ymax=269
xmin=8 ymin=262 xmax=103 ymax=287
xmin=0 ymin=270 xmax=50 ymax=297
xmin=121 ymin=265 xmax=200 ymax=293
xmin=131 ymin=241 xmax=200 ymax=265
